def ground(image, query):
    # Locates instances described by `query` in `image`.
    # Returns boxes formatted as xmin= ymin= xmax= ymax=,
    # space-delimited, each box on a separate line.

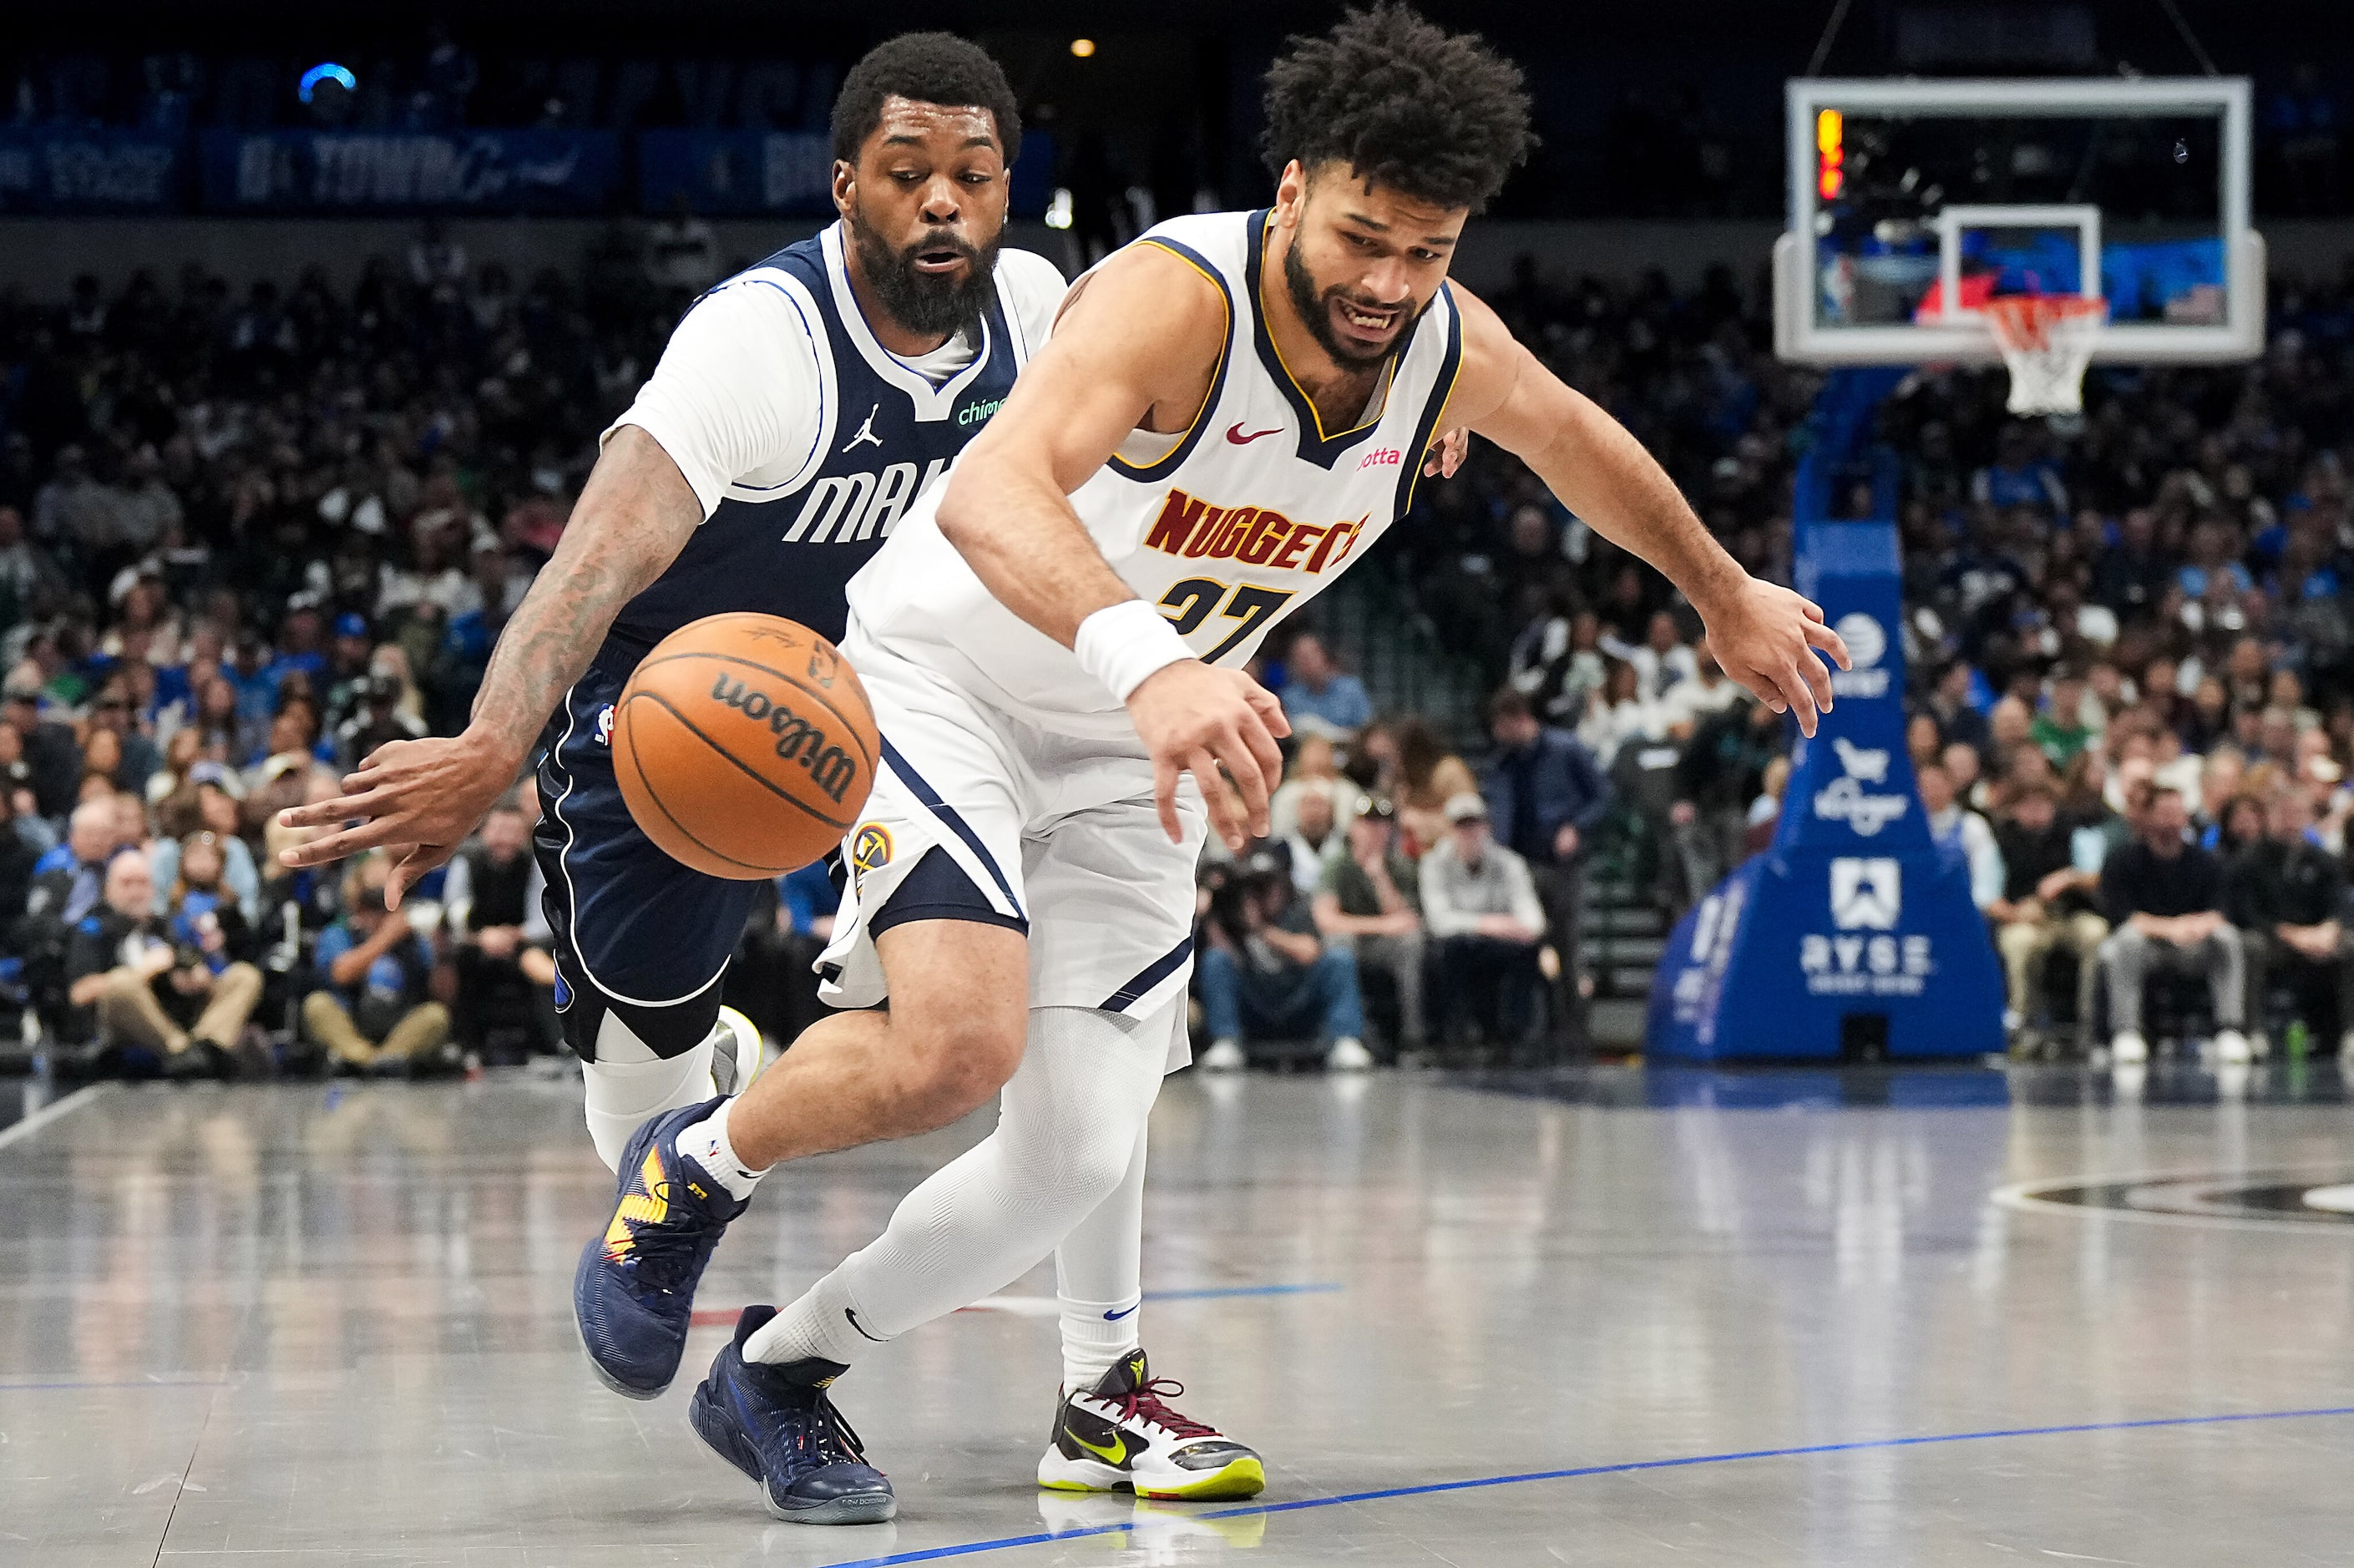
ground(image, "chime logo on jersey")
xmin=1142 ymin=487 xmax=1369 ymax=573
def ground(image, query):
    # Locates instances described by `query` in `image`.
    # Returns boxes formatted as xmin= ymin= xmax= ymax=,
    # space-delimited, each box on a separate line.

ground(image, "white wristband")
xmin=1075 ymin=600 xmax=1195 ymax=703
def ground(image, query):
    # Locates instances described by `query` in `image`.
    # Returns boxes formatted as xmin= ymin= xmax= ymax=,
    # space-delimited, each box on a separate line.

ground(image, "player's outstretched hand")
xmin=275 ymin=731 xmax=514 ymax=908
xmin=1701 ymin=577 xmax=1851 ymax=738
xmin=1424 ymin=426 xmax=1471 ymax=478
xmin=1128 ymin=660 xmax=1290 ymax=851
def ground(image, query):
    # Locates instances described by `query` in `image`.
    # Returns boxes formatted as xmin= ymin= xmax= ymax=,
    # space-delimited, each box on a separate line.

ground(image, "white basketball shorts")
xmin=816 ymin=624 xmax=1203 ymax=1070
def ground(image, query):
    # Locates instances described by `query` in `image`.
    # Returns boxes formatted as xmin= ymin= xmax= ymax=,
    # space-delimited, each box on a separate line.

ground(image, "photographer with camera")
xmin=64 ymin=847 xmax=261 ymax=1079
xmin=1196 ymin=847 xmax=1371 ymax=1074
xmin=333 ymin=670 xmax=428 ymax=769
xmin=301 ymin=852 xmax=449 ymax=1075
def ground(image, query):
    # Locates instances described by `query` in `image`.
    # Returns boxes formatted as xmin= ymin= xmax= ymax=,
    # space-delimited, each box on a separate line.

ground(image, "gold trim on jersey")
xmin=1106 ymin=237 xmax=1234 ymax=483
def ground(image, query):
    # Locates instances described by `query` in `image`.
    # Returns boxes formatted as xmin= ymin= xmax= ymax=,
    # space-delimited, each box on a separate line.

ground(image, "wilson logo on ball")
xmin=612 ymin=614 xmax=877 ymax=880
xmin=710 ymin=675 xmax=861 ymax=805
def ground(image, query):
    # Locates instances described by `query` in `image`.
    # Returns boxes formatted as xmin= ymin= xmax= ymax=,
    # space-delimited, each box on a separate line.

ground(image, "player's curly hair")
xmin=831 ymin=33 xmax=1023 ymax=167
xmin=1259 ymin=4 xmax=1534 ymax=213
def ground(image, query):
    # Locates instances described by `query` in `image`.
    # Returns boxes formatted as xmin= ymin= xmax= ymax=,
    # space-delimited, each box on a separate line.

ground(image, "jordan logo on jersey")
xmin=1142 ymin=487 xmax=1368 ymax=574
xmin=841 ymin=403 xmax=883 ymax=453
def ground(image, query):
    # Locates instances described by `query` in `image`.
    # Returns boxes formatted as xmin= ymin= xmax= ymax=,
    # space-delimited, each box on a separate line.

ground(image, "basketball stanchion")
xmin=1981 ymin=294 xmax=2110 ymax=417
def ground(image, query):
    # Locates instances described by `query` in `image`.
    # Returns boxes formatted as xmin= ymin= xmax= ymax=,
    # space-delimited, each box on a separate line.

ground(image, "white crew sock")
xmin=673 ymin=1095 xmax=765 ymax=1201
xmin=742 ymin=1269 xmax=886 ymax=1368
xmin=1055 ymin=1122 xmax=1149 ymax=1391
xmin=580 ymin=1023 xmax=716 ymax=1171
xmin=744 ymin=1005 xmax=1163 ymax=1367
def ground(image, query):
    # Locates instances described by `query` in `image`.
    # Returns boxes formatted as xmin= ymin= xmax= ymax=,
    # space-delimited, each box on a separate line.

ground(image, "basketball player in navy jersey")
xmin=284 ymin=37 xmax=1060 ymax=1171
xmin=284 ymin=28 xmax=1473 ymax=1525
xmin=559 ymin=3 xmax=1851 ymax=1525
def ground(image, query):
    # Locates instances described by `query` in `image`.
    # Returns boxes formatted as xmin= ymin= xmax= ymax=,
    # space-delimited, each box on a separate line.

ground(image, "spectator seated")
xmin=1309 ymin=795 xmax=1425 ymax=1058
xmin=2225 ymin=787 xmax=2354 ymax=1054
xmin=444 ymin=789 xmax=558 ymax=1065
xmin=1196 ymin=849 xmax=1369 ymax=1073
xmin=1419 ymin=792 xmax=1547 ymax=1060
xmin=2096 ymin=787 xmax=2250 ymax=1064
xmin=64 ymin=848 xmax=260 ymax=1079
xmin=303 ymin=853 xmax=452 ymax=1076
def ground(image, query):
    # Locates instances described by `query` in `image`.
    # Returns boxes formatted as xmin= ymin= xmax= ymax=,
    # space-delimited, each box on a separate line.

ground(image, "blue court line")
xmin=1140 ymin=1283 xmax=1342 ymax=1302
xmin=817 ymin=1404 xmax=2354 ymax=1567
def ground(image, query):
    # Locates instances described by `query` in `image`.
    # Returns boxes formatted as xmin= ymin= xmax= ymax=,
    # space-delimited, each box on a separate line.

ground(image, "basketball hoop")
xmin=1982 ymin=295 xmax=2108 ymax=417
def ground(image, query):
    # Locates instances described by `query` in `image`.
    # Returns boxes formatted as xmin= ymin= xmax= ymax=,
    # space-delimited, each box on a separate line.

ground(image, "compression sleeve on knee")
xmin=746 ymin=1005 xmax=1165 ymax=1364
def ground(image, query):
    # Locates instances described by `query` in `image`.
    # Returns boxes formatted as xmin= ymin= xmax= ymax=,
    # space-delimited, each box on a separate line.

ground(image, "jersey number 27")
xmin=1157 ymin=579 xmax=1298 ymax=664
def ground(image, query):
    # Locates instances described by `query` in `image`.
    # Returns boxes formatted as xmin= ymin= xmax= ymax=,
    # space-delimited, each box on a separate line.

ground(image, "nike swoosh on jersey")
xmin=1102 ymin=1302 xmax=1140 ymax=1321
xmin=1224 ymin=422 xmax=1282 ymax=445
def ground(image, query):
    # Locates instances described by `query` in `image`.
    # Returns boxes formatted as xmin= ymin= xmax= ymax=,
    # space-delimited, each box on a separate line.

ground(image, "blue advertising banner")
xmin=639 ymin=130 xmax=836 ymax=216
xmin=199 ymin=130 xmax=620 ymax=214
xmin=0 ymin=129 xmax=183 ymax=213
xmin=1647 ymin=518 xmax=2005 ymax=1061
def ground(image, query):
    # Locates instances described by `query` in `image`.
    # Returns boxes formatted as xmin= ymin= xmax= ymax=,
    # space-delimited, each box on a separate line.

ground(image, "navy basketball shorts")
xmin=533 ymin=647 xmax=763 ymax=1061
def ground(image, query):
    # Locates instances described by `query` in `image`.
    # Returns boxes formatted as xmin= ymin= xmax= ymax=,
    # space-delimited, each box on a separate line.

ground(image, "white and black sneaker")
xmin=1037 ymin=1349 xmax=1264 ymax=1501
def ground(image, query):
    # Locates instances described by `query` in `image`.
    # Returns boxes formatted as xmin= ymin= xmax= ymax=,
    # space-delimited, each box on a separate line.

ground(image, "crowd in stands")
xmin=0 ymin=238 xmax=851 ymax=1080
xmin=1343 ymin=250 xmax=2354 ymax=1063
xmin=8 ymin=240 xmax=2354 ymax=1075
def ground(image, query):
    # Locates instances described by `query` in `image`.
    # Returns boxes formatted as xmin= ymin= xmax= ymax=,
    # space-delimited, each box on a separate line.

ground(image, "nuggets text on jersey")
xmin=1142 ymin=488 xmax=1369 ymax=574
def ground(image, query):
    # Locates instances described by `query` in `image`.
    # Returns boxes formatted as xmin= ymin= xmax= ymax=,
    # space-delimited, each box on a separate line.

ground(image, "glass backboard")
xmin=1774 ymin=78 xmax=2260 ymax=366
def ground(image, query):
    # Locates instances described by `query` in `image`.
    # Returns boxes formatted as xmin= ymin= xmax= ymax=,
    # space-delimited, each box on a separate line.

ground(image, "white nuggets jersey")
xmin=848 ymin=208 xmax=1464 ymax=740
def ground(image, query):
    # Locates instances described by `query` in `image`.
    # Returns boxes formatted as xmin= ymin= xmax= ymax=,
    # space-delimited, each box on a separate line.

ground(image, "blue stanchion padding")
xmin=1648 ymin=516 xmax=2004 ymax=1062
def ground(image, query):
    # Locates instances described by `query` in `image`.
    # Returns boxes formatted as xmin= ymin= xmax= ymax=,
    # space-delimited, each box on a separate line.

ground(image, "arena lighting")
xmin=1069 ymin=38 xmax=1097 ymax=58
xmin=298 ymin=63 xmax=357 ymax=104
xmin=1045 ymin=187 xmax=1075 ymax=229
xmin=1815 ymin=107 xmax=1844 ymax=201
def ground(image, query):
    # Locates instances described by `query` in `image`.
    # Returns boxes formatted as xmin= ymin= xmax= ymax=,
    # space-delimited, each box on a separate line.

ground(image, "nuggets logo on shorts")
xmin=594 ymin=704 xmax=615 ymax=746
xmin=850 ymin=822 xmax=894 ymax=890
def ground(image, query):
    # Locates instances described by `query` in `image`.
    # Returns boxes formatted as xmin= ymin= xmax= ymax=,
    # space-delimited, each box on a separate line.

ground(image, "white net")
xmin=1983 ymin=295 xmax=2109 ymax=416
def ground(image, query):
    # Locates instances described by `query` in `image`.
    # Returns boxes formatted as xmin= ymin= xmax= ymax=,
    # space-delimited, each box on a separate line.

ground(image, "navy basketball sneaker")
xmin=690 ymin=1306 xmax=897 ymax=1525
xmin=573 ymin=1096 xmax=747 ymax=1399
xmin=1037 ymin=1349 xmax=1264 ymax=1500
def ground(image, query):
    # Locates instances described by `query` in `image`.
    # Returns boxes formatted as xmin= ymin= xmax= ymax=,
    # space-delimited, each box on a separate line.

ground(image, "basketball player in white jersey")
xmin=575 ymin=3 xmax=1850 ymax=1520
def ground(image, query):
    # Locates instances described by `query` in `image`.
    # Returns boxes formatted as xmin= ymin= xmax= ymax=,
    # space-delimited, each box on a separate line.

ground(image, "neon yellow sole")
xmin=1038 ymin=1479 xmax=1098 ymax=1493
xmin=1136 ymin=1456 xmax=1266 ymax=1501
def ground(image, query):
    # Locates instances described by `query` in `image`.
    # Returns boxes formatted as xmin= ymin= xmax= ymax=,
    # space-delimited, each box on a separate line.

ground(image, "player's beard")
xmin=1283 ymin=241 xmax=1418 ymax=370
xmin=847 ymin=209 xmax=1001 ymax=341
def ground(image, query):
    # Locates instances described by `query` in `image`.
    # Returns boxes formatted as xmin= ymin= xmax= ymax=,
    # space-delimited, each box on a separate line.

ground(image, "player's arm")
xmin=1440 ymin=286 xmax=1850 ymax=735
xmin=280 ymin=281 xmax=817 ymax=903
xmin=937 ymin=245 xmax=1288 ymax=850
xmin=276 ymin=429 xmax=703 ymax=898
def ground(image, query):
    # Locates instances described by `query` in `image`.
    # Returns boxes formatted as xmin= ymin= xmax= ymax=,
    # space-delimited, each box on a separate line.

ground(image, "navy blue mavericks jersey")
xmin=605 ymin=225 xmax=1040 ymax=658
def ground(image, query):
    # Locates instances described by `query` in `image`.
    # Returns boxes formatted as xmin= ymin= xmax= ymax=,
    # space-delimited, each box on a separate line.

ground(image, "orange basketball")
xmin=610 ymin=614 xmax=878 ymax=879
